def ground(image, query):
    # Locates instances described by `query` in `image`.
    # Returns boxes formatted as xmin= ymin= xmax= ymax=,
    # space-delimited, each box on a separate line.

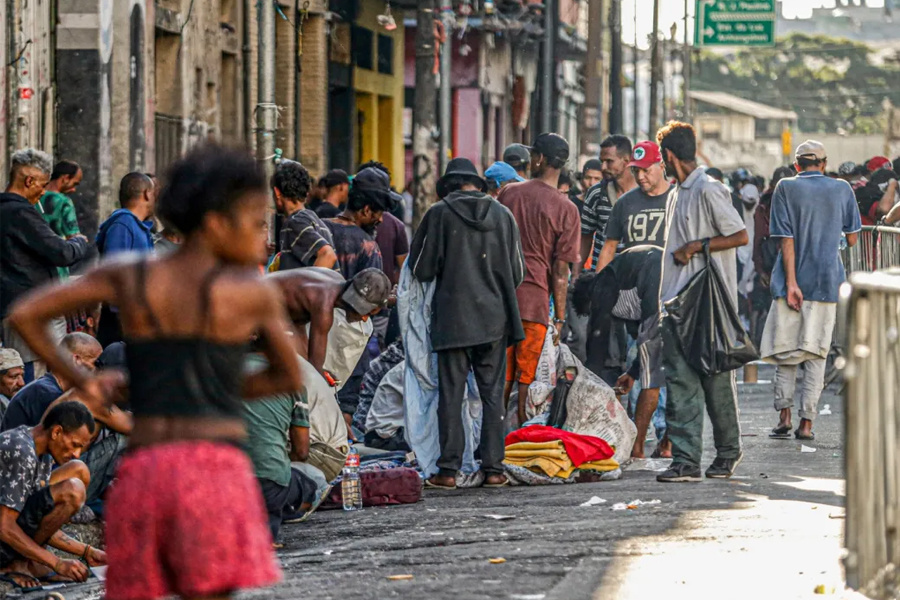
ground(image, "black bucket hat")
xmin=437 ymin=157 xmax=487 ymax=198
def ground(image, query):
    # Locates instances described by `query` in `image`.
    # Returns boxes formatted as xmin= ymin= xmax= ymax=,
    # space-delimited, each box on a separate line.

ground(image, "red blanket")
xmin=505 ymin=425 xmax=614 ymax=467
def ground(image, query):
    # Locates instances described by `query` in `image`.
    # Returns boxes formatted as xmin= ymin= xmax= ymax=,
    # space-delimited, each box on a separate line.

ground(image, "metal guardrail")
xmin=844 ymin=270 xmax=900 ymax=598
xmin=843 ymin=226 xmax=900 ymax=274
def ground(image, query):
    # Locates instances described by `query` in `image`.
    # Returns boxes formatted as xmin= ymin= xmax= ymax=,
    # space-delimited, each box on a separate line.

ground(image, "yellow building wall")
xmin=352 ymin=1 xmax=405 ymax=189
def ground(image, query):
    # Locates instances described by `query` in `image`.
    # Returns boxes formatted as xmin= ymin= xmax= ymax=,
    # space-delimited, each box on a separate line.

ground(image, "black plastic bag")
xmin=663 ymin=243 xmax=759 ymax=375
xmin=546 ymin=377 xmax=571 ymax=428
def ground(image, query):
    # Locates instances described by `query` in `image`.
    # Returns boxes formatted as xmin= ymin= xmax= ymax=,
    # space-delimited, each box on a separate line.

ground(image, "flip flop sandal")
xmin=769 ymin=425 xmax=792 ymax=439
xmin=795 ymin=430 xmax=815 ymax=441
xmin=425 ymin=478 xmax=457 ymax=491
xmin=0 ymin=572 xmax=41 ymax=590
xmin=482 ymin=477 xmax=511 ymax=488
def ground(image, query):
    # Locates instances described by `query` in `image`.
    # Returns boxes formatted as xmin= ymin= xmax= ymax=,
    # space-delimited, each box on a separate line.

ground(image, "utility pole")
xmin=683 ymin=0 xmax=692 ymax=122
xmin=632 ymin=0 xmax=639 ymax=139
xmin=412 ymin=0 xmax=438 ymax=229
xmin=582 ymin=0 xmax=604 ymax=156
xmin=439 ymin=6 xmax=452 ymax=175
xmin=256 ymin=0 xmax=276 ymax=177
xmin=648 ymin=0 xmax=660 ymax=136
xmin=609 ymin=0 xmax=623 ymax=134
xmin=540 ymin=0 xmax=555 ymax=133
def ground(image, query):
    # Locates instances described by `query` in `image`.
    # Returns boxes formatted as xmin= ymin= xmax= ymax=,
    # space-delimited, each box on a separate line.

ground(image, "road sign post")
xmin=695 ymin=0 xmax=776 ymax=47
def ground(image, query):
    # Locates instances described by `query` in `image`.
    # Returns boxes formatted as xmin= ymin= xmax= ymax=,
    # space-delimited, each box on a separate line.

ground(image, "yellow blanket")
xmin=503 ymin=441 xmax=619 ymax=478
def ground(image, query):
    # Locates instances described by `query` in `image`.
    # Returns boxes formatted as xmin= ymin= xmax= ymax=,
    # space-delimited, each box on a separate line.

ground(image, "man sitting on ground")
xmin=2 ymin=333 xmax=101 ymax=431
xmin=243 ymin=353 xmax=327 ymax=543
xmin=0 ymin=402 xmax=106 ymax=588
xmin=0 ymin=350 xmax=25 ymax=419
xmin=39 ymin=342 xmax=132 ymax=517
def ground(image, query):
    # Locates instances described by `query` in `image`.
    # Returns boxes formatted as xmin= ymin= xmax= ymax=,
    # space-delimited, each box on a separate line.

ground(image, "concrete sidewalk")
xmin=14 ymin=366 xmax=850 ymax=600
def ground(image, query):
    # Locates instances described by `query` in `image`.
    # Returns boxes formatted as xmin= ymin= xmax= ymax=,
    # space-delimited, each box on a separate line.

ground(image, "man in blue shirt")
xmin=760 ymin=140 xmax=861 ymax=441
xmin=95 ymin=173 xmax=156 ymax=346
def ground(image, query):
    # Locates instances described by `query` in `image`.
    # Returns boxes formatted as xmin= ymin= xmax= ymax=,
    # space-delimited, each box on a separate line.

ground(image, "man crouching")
xmin=0 ymin=401 xmax=104 ymax=587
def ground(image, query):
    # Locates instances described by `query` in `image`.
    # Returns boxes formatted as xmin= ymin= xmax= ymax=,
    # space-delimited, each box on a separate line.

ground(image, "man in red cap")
xmin=593 ymin=140 xmax=672 ymax=273
xmin=866 ymin=156 xmax=892 ymax=174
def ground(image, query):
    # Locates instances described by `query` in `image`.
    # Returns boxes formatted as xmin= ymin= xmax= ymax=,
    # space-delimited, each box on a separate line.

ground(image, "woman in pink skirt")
xmin=8 ymin=144 xmax=302 ymax=600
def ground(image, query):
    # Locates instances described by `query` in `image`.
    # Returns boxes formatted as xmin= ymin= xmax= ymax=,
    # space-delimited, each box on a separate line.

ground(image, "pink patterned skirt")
xmin=104 ymin=441 xmax=281 ymax=600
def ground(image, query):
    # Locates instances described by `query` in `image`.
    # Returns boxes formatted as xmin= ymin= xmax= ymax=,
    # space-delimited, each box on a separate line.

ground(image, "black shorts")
xmin=0 ymin=486 xmax=55 ymax=567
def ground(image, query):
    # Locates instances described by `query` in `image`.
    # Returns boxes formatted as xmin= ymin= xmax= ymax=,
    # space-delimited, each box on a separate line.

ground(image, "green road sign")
xmin=695 ymin=0 xmax=776 ymax=47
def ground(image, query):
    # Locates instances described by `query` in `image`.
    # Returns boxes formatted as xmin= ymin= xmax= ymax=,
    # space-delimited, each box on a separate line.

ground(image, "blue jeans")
xmin=626 ymin=335 xmax=667 ymax=441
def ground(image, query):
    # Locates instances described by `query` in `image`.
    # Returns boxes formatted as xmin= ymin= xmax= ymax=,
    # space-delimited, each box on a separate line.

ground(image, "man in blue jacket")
xmin=0 ymin=149 xmax=88 ymax=382
xmin=95 ymin=172 xmax=156 ymax=346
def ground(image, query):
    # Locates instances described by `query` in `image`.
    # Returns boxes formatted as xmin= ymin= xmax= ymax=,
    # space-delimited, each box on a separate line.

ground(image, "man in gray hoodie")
xmin=408 ymin=158 xmax=525 ymax=490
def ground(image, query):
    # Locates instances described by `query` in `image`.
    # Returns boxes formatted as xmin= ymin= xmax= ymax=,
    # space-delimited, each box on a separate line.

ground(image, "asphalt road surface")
xmin=14 ymin=365 xmax=852 ymax=600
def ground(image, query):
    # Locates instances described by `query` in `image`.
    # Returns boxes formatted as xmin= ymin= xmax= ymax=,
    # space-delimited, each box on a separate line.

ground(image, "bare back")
xmin=268 ymin=267 xmax=345 ymax=326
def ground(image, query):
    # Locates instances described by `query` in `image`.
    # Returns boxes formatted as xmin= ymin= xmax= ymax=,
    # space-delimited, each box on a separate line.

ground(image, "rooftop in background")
xmin=688 ymin=91 xmax=798 ymax=122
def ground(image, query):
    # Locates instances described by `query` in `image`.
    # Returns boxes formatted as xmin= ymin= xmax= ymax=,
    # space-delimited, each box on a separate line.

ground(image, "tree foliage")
xmin=692 ymin=33 xmax=900 ymax=134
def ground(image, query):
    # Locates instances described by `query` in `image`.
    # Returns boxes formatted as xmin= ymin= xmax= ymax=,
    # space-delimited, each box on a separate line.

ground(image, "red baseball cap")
xmin=866 ymin=156 xmax=892 ymax=173
xmin=628 ymin=141 xmax=663 ymax=169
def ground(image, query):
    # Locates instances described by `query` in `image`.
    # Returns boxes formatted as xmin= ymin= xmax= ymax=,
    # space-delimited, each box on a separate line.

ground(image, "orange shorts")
xmin=506 ymin=321 xmax=549 ymax=385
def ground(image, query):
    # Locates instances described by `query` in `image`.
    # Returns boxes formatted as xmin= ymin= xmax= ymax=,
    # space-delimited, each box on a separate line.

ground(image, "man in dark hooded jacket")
xmin=408 ymin=158 xmax=525 ymax=490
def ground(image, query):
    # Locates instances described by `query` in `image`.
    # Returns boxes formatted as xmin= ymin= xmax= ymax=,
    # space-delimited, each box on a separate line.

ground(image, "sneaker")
xmin=705 ymin=452 xmax=743 ymax=479
xmin=656 ymin=463 xmax=702 ymax=483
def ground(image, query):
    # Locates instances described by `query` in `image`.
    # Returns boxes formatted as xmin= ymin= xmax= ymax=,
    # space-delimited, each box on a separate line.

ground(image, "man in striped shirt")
xmin=579 ymin=135 xmax=637 ymax=271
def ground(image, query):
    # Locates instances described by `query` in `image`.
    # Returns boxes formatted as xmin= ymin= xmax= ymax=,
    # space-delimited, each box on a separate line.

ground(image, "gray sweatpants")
xmin=774 ymin=358 xmax=827 ymax=421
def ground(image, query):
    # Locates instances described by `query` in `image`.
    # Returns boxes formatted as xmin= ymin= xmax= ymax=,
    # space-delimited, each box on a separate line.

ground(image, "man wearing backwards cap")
xmin=760 ymin=140 xmax=861 ymax=442
xmin=499 ymin=133 xmax=581 ymax=427
xmin=409 ymin=157 xmax=525 ymax=490
xmin=502 ymin=144 xmax=532 ymax=180
xmin=0 ymin=349 xmax=25 ymax=419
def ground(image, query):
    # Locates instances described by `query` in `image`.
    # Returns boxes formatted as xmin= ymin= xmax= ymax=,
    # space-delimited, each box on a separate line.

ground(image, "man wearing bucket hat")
xmin=409 ymin=157 xmax=525 ymax=490
xmin=760 ymin=140 xmax=861 ymax=442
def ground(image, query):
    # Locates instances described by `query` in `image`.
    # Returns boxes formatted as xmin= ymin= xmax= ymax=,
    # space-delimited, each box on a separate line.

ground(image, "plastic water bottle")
xmin=342 ymin=447 xmax=363 ymax=511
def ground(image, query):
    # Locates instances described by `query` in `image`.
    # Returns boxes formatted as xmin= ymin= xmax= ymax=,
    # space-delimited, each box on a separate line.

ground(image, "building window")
xmin=377 ymin=34 xmax=393 ymax=75
xmin=352 ymin=26 xmax=374 ymax=70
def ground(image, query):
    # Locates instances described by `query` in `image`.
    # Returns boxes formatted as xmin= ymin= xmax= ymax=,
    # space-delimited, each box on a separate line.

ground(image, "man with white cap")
xmin=0 ymin=350 xmax=25 ymax=419
xmin=761 ymin=140 xmax=861 ymax=442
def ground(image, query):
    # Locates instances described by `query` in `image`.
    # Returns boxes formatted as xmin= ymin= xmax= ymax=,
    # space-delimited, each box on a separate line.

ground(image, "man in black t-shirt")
xmin=312 ymin=170 xmax=350 ymax=220
xmin=593 ymin=141 xmax=671 ymax=273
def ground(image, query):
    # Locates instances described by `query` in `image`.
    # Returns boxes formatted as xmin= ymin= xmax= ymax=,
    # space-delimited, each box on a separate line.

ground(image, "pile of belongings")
xmin=503 ymin=425 xmax=620 ymax=485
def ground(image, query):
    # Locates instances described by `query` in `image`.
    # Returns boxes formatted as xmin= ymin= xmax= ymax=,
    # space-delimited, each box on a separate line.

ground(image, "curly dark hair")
xmin=358 ymin=161 xmax=390 ymax=178
xmin=157 ymin=144 xmax=266 ymax=235
xmin=272 ymin=160 xmax=312 ymax=200
xmin=656 ymin=121 xmax=696 ymax=162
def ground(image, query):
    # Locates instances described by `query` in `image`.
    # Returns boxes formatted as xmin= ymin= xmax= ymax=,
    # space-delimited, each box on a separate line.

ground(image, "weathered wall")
xmin=2 ymin=0 xmax=55 ymax=183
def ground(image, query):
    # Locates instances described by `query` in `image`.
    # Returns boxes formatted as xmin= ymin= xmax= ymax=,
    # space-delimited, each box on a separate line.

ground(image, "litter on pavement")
xmin=819 ymin=404 xmax=832 ymax=416
xmin=801 ymin=445 xmax=817 ymax=453
xmin=580 ymin=496 xmax=608 ymax=507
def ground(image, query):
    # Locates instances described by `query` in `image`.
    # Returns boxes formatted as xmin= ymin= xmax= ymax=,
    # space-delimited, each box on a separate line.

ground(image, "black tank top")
xmin=124 ymin=261 xmax=247 ymax=419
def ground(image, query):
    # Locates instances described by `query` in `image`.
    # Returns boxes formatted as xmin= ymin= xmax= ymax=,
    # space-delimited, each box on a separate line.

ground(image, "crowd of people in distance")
xmin=0 ymin=122 xmax=888 ymax=598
